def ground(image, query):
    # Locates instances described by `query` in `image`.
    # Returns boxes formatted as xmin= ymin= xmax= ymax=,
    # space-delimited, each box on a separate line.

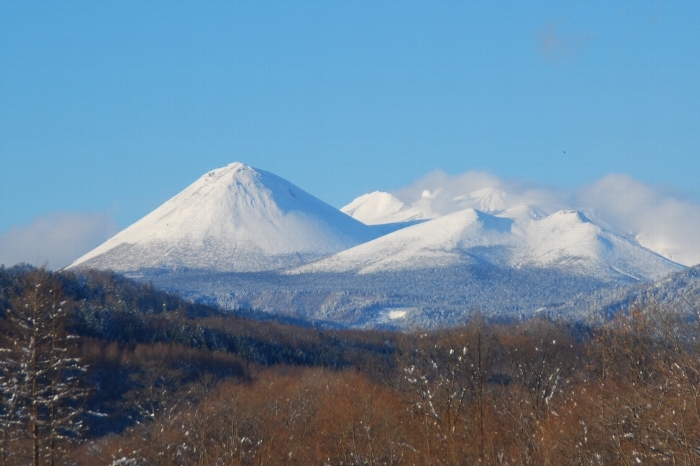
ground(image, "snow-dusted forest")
xmin=2 ymin=266 xmax=700 ymax=465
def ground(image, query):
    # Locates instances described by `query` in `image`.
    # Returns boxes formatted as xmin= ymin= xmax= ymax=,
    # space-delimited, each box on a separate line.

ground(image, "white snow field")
xmin=69 ymin=163 xmax=377 ymax=272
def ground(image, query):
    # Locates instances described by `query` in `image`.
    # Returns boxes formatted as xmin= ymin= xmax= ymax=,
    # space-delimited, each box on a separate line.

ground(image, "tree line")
xmin=2 ymin=266 xmax=700 ymax=465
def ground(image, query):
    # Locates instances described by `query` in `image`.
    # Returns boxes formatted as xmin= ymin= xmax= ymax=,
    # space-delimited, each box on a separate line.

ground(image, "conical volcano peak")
xmin=160 ymin=162 xmax=323 ymax=220
xmin=69 ymin=163 xmax=376 ymax=273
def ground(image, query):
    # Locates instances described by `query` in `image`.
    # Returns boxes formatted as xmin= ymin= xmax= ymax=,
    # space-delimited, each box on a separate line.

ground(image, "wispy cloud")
xmin=388 ymin=171 xmax=700 ymax=266
xmin=575 ymin=175 xmax=700 ymax=266
xmin=535 ymin=21 xmax=591 ymax=64
xmin=0 ymin=212 xmax=118 ymax=270
xmin=393 ymin=169 xmax=568 ymax=216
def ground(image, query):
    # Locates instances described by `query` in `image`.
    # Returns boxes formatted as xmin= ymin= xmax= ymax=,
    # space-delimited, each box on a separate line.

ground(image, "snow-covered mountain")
xmin=67 ymin=163 xmax=689 ymax=328
xmin=341 ymin=192 xmax=430 ymax=225
xmin=342 ymin=176 xmax=700 ymax=268
xmin=69 ymin=163 xmax=377 ymax=273
xmin=292 ymin=208 xmax=683 ymax=281
xmin=341 ymin=186 xmax=530 ymax=224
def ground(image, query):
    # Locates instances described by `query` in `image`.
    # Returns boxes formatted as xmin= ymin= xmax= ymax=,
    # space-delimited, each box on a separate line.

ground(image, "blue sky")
xmin=2 ymin=1 xmax=700 ymax=267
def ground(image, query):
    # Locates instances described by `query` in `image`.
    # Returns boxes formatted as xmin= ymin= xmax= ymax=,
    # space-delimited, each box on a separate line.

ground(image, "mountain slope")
xmin=514 ymin=210 xmax=682 ymax=280
xmin=293 ymin=209 xmax=512 ymax=274
xmin=292 ymin=208 xmax=683 ymax=281
xmin=592 ymin=264 xmax=700 ymax=317
xmin=341 ymin=191 xmax=430 ymax=224
xmin=69 ymin=163 xmax=377 ymax=273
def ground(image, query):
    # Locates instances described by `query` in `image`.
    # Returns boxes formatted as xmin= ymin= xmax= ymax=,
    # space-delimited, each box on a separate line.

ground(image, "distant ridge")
xmin=69 ymin=163 xmax=377 ymax=272
xmin=292 ymin=208 xmax=682 ymax=281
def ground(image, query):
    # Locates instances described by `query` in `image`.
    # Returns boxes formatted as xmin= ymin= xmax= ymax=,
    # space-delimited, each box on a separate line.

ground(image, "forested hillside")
xmin=2 ymin=266 xmax=700 ymax=465
xmin=143 ymin=265 xmax=618 ymax=328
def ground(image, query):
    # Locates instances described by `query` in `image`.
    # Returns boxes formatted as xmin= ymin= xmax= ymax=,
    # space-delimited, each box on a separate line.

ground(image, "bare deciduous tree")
xmin=0 ymin=270 xmax=88 ymax=466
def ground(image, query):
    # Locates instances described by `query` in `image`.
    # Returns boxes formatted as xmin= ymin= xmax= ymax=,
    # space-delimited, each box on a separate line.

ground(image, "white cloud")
xmin=0 ymin=212 xmax=118 ymax=270
xmin=575 ymin=175 xmax=700 ymax=266
xmin=386 ymin=170 xmax=700 ymax=266
xmin=393 ymin=169 xmax=568 ymax=217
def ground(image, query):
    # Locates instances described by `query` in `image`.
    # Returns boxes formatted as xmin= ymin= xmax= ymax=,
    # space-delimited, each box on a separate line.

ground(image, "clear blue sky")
xmin=2 ymin=1 xmax=699 ymax=236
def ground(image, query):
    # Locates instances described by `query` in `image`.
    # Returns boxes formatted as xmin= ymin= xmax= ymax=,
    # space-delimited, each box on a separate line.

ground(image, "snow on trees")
xmin=0 ymin=269 xmax=88 ymax=466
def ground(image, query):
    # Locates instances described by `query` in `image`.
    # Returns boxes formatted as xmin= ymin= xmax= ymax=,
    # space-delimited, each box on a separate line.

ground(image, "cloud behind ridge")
xmin=387 ymin=171 xmax=700 ymax=266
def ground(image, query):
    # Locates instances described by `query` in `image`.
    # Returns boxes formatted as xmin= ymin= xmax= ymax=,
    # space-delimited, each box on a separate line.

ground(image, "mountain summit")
xmin=69 ymin=163 xmax=376 ymax=273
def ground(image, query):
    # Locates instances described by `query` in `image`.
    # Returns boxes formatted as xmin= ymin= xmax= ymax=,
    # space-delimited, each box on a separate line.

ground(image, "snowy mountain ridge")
xmin=292 ymin=207 xmax=682 ymax=281
xmin=341 ymin=187 xmax=528 ymax=226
